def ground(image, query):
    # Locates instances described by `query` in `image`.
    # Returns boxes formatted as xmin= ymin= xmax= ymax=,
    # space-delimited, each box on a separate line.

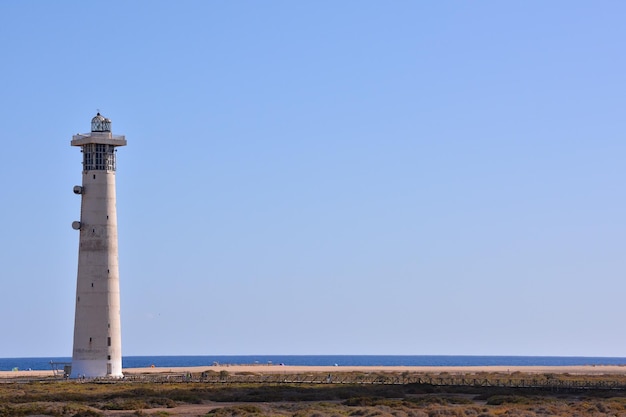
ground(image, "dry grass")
xmin=2 ymin=371 xmax=626 ymax=416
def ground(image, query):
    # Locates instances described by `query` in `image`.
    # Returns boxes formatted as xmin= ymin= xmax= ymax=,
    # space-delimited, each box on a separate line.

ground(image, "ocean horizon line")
xmin=3 ymin=355 xmax=626 ymax=371
xmin=4 ymin=354 xmax=626 ymax=359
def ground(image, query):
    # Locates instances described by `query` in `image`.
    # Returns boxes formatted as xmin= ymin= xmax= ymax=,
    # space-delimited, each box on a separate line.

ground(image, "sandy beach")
xmin=123 ymin=364 xmax=626 ymax=376
xmin=3 ymin=364 xmax=626 ymax=379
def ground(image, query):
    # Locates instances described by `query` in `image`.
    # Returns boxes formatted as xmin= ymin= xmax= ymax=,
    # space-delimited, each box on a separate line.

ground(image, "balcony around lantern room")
xmin=71 ymin=132 xmax=127 ymax=147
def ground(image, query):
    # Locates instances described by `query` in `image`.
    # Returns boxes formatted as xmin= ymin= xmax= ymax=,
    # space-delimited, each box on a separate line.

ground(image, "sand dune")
xmin=123 ymin=364 xmax=626 ymax=375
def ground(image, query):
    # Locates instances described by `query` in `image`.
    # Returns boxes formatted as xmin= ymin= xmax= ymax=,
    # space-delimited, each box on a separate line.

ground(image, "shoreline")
xmin=3 ymin=364 xmax=626 ymax=379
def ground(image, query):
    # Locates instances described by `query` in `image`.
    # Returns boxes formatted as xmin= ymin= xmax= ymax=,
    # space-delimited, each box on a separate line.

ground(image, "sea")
xmin=2 ymin=355 xmax=626 ymax=371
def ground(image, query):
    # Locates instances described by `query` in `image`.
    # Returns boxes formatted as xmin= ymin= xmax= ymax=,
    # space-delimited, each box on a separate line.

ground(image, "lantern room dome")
xmin=91 ymin=112 xmax=111 ymax=132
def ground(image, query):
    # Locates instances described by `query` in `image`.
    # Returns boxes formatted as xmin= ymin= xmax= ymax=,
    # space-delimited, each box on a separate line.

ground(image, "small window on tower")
xmin=108 ymin=355 xmax=111 ymax=360
xmin=89 ymin=337 xmax=92 ymax=343
xmin=93 ymin=174 xmax=96 ymax=179
xmin=107 ymin=337 xmax=111 ymax=347
xmin=91 ymin=283 xmax=94 ymax=287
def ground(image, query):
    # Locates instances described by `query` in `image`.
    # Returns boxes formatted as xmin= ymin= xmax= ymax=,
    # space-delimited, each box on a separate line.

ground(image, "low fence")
xmin=119 ymin=372 xmax=626 ymax=391
xmin=4 ymin=369 xmax=626 ymax=391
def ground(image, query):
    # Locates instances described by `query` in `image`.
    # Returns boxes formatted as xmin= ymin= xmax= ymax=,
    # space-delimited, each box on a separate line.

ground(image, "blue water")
xmin=2 ymin=355 xmax=626 ymax=371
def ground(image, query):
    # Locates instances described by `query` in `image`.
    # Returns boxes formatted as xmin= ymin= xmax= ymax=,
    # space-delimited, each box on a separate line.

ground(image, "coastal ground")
xmin=3 ymin=366 xmax=626 ymax=416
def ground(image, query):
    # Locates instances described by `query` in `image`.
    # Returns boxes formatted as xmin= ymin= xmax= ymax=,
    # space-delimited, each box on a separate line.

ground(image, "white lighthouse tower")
xmin=70 ymin=113 xmax=126 ymax=378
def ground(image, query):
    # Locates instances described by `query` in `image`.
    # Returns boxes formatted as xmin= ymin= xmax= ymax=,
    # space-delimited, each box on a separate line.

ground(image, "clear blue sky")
xmin=1 ymin=1 xmax=625 ymax=358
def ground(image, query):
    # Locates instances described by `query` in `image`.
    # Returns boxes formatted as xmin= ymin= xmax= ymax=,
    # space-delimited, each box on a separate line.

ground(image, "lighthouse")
xmin=70 ymin=113 xmax=126 ymax=378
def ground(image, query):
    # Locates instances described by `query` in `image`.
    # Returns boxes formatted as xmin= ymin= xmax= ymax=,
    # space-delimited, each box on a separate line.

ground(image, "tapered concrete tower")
xmin=70 ymin=113 xmax=126 ymax=378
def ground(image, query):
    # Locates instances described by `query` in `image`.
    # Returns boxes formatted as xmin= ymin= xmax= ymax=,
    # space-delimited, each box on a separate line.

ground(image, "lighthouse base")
xmin=70 ymin=359 xmax=123 ymax=379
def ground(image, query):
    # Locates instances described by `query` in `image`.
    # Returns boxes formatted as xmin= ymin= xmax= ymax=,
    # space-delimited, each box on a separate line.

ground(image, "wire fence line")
xmin=4 ymin=372 xmax=626 ymax=391
xmin=119 ymin=372 xmax=626 ymax=390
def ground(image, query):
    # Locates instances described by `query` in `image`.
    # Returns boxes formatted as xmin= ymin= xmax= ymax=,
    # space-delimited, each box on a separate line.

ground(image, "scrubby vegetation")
xmin=2 ymin=371 xmax=626 ymax=416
